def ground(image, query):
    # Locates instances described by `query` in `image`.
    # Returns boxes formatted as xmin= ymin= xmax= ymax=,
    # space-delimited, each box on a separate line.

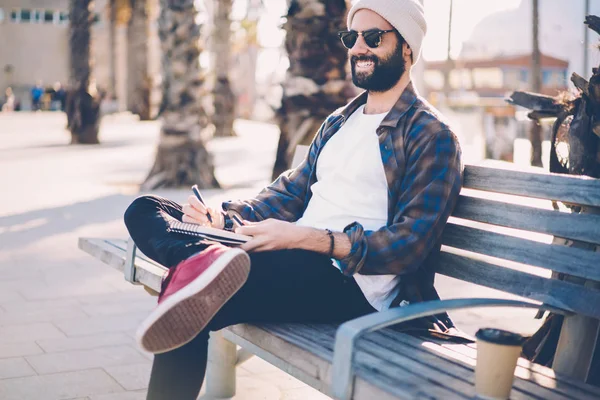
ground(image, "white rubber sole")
xmin=136 ymin=249 xmax=250 ymax=354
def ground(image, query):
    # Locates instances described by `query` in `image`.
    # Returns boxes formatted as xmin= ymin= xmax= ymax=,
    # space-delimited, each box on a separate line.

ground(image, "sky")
xmin=230 ymin=0 xmax=525 ymax=61
xmin=422 ymin=0 xmax=523 ymax=61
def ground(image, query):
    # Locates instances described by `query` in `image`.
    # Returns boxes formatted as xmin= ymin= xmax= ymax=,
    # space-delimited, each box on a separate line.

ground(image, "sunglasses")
xmin=338 ymin=29 xmax=395 ymax=49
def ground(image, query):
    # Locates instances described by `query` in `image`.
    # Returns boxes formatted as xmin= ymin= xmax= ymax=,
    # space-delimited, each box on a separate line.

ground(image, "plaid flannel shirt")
xmin=223 ymin=82 xmax=462 ymax=285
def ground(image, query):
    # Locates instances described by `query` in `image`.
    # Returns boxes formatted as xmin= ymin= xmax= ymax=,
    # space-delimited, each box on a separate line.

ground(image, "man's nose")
xmin=348 ymin=35 xmax=370 ymax=56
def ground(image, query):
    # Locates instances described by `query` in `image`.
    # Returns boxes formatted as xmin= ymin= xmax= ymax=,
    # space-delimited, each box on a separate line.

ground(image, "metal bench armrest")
xmin=331 ymin=298 xmax=567 ymax=400
xmin=124 ymin=238 xmax=137 ymax=284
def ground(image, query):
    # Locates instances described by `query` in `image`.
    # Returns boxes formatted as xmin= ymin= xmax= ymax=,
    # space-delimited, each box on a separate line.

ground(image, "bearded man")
xmin=123 ymin=1 xmax=462 ymax=398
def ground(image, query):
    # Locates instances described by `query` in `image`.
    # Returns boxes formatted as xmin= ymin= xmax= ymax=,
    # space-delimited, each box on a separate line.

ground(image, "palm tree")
xmin=142 ymin=0 xmax=219 ymax=189
xmin=212 ymin=0 xmax=236 ymax=137
xmin=127 ymin=0 xmax=152 ymax=120
xmin=67 ymin=0 xmax=102 ymax=144
xmin=271 ymin=0 xmax=353 ymax=179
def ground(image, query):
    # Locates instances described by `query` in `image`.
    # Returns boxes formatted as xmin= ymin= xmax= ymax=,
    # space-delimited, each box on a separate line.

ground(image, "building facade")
xmin=424 ymin=53 xmax=570 ymax=99
xmin=0 ymin=0 xmax=112 ymax=109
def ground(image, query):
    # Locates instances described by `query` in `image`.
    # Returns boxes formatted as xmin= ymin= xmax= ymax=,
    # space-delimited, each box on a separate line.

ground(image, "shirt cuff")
xmin=338 ymin=222 xmax=367 ymax=276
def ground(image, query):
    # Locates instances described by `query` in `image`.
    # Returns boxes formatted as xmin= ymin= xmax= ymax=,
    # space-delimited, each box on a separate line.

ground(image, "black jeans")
xmin=124 ymin=195 xmax=376 ymax=400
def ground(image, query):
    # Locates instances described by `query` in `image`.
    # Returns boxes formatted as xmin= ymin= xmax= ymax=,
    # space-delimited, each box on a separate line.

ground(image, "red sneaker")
xmin=136 ymin=244 xmax=250 ymax=354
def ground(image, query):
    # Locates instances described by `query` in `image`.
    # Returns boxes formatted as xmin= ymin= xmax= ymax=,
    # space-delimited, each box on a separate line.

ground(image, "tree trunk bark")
xmin=212 ymin=0 xmax=235 ymax=137
xmin=67 ymin=0 xmax=101 ymax=145
xmin=530 ymin=0 xmax=543 ymax=167
xmin=108 ymin=0 xmax=117 ymax=100
xmin=127 ymin=0 xmax=152 ymax=120
xmin=272 ymin=0 xmax=354 ymax=179
xmin=142 ymin=0 xmax=219 ymax=190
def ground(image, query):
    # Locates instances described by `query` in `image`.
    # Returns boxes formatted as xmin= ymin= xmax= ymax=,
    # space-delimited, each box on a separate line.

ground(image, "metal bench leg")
xmin=205 ymin=330 xmax=237 ymax=398
xmin=124 ymin=238 xmax=137 ymax=284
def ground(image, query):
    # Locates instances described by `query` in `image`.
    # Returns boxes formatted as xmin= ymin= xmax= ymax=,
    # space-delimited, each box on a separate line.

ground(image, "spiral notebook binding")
xmin=166 ymin=220 xmax=249 ymax=245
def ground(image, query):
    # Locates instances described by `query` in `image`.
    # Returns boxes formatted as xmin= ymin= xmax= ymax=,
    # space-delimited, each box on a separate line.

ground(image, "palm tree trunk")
xmin=127 ymin=0 xmax=152 ymax=120
xmin=142 ymin=0 xmax=219 ymax=189
xmin=212 ymin=0 xmax=236 ymax=137
xmin=108 ymin=0 xmax=117 ymax=100
xmin=272 ymin=0 xmax=353 ymax=179
xmin=67 ymin=0 xmax=101 ymax=144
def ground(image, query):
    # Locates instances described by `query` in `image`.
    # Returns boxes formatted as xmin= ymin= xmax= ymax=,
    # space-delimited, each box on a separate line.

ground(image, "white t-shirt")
xmin=296 ymin=105 xmax=400 ymax=311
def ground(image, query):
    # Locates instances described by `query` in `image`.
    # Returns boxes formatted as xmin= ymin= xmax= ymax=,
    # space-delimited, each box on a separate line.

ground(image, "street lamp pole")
xmin=584 ymin=0 xmax=590 ymax=77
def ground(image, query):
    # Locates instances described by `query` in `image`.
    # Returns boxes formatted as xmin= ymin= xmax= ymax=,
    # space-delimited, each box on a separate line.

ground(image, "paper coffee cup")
xmin=475 ymin=328 xmax=524 ymax=400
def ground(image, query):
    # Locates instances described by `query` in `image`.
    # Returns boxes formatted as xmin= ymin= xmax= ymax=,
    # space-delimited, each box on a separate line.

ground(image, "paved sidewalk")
xmin=0 ymin=112 xmax=544 ymax=400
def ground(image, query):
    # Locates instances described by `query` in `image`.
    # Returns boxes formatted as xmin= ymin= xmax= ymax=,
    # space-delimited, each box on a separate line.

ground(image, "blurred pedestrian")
xmin=52 ymin=82 xmax=67 ymax=111
xmin=1 ymin=87 xmax=16 ymax=112
xmin=31 ymin=81 xmax=44 ymax=111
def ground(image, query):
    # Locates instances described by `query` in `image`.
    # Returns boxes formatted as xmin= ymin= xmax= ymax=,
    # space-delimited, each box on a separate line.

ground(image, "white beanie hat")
xmin=347 ymin=0 xmax=427 ymax=64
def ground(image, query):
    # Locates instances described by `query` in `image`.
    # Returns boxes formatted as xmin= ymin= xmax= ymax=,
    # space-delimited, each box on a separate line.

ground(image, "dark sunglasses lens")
xmin=363 ymin=31 xmax=382 ymax=48
xmin=340 ymin=32 xmax=358 ymax=48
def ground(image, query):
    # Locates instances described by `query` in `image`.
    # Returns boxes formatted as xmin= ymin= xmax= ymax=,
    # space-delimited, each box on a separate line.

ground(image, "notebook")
xmin=166 ymin=218 xmax=251 ymax=245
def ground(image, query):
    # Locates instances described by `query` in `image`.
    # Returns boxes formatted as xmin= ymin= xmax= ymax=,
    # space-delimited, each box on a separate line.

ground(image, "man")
xmin=31 ymin=81 xmax=44 ymax=111
xmin=124 ymin=0 xmax=462 ymax=398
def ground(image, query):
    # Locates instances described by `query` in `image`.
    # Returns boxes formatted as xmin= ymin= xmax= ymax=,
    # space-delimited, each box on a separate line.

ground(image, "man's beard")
xmin=351 ymin=44 xmax=406 ymax=92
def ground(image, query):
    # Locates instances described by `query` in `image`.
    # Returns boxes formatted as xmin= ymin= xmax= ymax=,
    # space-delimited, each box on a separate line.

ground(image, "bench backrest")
xmin=440 ymin=165 xmax=600 ymax=319
xmin=292 ymin=146 xmax=600 ymax=319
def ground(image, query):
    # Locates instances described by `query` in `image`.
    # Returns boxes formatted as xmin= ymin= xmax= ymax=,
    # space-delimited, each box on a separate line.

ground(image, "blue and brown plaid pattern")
xmin=223 ymin=82 xmax=462 ymax=279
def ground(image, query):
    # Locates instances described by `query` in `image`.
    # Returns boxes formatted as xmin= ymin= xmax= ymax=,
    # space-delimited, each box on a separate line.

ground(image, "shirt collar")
xmin=336 ymin=81 xmax=419 ymax=128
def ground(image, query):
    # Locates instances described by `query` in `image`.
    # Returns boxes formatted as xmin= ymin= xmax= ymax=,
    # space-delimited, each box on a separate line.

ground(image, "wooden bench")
xmin=79 ymin=147 xmax=600 ymax=399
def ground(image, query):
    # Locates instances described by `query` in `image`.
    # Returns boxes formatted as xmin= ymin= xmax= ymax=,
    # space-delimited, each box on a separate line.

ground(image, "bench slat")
xmin=367 ymin=329 xmax=580 ymax=400
xmin=441 ymin=223 xmax=600 ymax=281
xmin=452 ymin=195 xmax=600 ymax=245
xmin=224 ymin=324 xmax=425 ymax=400
xmin=262 ymin=323 xmax=600 ymax=400
xmin=434 ymin=340 xmax=600 ymax=399
xmin=463 ymin=165 xmax=600 ymax=207
xmin=317 ymin=324 xmax=549 ymax=400
xmin=262 ymin=324 xmax=471 ymax=399
xmin=437 ymin=252 xmax=600 ymax=319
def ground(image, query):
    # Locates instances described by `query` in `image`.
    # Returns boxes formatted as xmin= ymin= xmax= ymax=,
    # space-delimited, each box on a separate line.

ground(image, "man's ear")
xmin=403 ymin=42 xmax=412 ymax=58
xmin=403 ymin=42 xmax=413 ymax=63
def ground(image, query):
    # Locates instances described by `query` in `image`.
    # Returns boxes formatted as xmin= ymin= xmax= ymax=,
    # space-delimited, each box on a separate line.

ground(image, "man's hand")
xmin=182 ymin=195 xmax=225 ymax=230
xmin=236 ymin=219 xmax=308 ymax=252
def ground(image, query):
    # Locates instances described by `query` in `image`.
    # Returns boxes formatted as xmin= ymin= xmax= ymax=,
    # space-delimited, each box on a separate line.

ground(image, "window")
xmin=44 ymin=10 xmax=54 ymax=23
xmin=7 ymin=8 xmax=70 ymax=25
xmin=32 ymin=9 xmax=43 ymax=23
xmin=59 ymin=11 xmax=69 ymax=24
xmin=20 ymin=9 xmax=31 ymax=22
xmin=10 ymin=9 xmax=20 ymax=22
xmin=542 ymin=70 xmax=552 ymax=86
xmin=0 ymin=8 xmax=4 ymax=23
xmin=519 ymin=69 xmax=529 ymax=84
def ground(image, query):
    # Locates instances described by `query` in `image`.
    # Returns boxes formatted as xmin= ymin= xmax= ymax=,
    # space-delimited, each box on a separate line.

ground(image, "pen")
xmin=191 ymin=184 xmax=213 ymax=223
